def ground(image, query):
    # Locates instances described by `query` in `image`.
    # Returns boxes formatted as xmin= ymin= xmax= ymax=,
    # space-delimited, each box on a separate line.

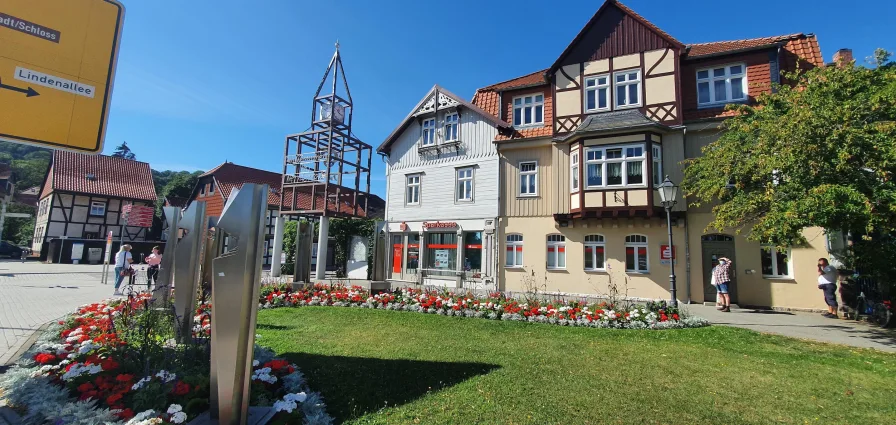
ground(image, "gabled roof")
xmin=547 ymin=0 xmax=684 ymax=76
xmin=164 ymin=196 xmax=190 ymax=208
xmin=201 ymin=161 xmax=379 ymax=216
xmin=470 ymin=69 xmax=548 ymax=122
xmin=686 ymin=33 xmax=823 ymax=66
xmin=43 ymin=151 xmax=157 ymax=202
xmin=201 ymin=162 xmax=283 ymax=206
xmin=377 ymin=85 xmax=512 ymax=154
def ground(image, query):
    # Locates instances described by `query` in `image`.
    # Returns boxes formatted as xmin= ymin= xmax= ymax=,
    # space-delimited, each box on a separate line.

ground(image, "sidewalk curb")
xmin=0 ymin=320 xmax=54 ymax=367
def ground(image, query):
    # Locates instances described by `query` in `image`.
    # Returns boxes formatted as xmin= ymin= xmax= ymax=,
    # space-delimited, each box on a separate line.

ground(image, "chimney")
xmin=832 ymin=48 xmax=853 ymax=66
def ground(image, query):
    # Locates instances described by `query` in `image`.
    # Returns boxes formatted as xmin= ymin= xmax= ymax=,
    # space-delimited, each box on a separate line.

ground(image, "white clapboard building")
xmin=376 ymin=86 xmax=512 ymax=288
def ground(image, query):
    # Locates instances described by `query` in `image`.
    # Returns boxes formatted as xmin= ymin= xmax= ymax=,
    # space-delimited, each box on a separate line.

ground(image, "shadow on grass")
xmin=256 ymin=323 xmax=293 ymax=331
xmin=278 ymin=352 xmax=499 ymax=423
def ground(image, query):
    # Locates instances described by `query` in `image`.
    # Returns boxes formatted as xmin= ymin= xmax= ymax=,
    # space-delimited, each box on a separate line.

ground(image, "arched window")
xmin=584 ymin=234 xmax=605 ymax=271
xmin=625 ymin=234 xmax=648 ymax=273
xmin=505 ymin=234 xmax=524 ymax=268
xmin=547 ymin=234 xmax=566 ymax=269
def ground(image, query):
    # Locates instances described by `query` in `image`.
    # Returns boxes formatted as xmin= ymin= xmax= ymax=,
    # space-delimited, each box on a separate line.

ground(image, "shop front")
xmin=385 ymin=219 xmax=496 ymax=289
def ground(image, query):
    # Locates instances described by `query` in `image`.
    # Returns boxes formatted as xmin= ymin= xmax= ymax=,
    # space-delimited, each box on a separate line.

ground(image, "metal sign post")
xmin=101 ymin=231 xmax=112 ymax=285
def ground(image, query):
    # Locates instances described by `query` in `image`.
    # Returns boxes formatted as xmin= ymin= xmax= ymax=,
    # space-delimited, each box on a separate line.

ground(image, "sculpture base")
xmin=187 ymin=407 xmax=276 ymax=425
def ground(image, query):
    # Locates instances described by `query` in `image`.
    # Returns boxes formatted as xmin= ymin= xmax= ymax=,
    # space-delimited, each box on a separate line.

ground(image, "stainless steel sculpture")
xmin=210 ymin=184 xmax=268 ymax=424
xmin=173 ymin=200 xmax=206 ymax=343
xmin=153 ymin=206 xmax=181 ymax=305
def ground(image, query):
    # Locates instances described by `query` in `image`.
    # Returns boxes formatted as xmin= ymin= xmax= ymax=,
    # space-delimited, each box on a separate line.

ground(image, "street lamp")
xmin=656 ymin=176 xmax=679 ymax=307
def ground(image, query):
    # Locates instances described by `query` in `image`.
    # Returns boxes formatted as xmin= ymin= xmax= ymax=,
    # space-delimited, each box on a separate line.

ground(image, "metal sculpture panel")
xmin=153 ymin=207 xmax=181 ymax=305
xmin=210 ymin=184 xmax=268 ymax=424
xmin=173 ymin=201 xmax=206 ymax=343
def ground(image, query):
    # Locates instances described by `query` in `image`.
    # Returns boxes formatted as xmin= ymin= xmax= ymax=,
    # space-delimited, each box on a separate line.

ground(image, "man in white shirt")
xmin=114 ymin=244 xmax=133 ymax=295
xmin=817 ymin=258 xmax=839 ymax=318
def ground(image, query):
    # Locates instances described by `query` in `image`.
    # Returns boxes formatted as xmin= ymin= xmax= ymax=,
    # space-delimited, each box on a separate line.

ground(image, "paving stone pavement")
xmin=688 ymin=304 xmax=896 ymax=353
xmin=0 ymin=260 xmax=120 ymax=365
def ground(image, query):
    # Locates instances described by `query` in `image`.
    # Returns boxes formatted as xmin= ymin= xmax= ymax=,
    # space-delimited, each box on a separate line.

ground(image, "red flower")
xmin=672 ymin=314 xmax=680 ymax=321
xmin=660 ymin=314 xmax=668 ymax=322
xmin=100 ymin=357 xmax=119 ymax=371
xmin=117 ymin=408 xmax=135 ymax=420
xmin=34 ymin=353 xmax=57 ymax=364
xmin=116 ymin=374 xmax=134 ymax=383
xmin=106 ymin=393 xmax=123 ymax=405
xmin=172 ymin=381 xmax=191 ymax=396
xmin=77 ymin=382 xmax=95 ymax=393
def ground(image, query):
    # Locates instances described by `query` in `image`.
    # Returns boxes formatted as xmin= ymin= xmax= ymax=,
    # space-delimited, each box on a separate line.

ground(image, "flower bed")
xmin=260 ymin=284 xmax=710 ymax=330
xmin=0 ymin=295 xmax=334 ymax=425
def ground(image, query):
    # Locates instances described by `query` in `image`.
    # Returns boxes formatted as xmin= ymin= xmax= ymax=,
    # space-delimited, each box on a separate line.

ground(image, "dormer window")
xmin=697 ymin=64 xmax=746 ymax=106
xmin=85 ymin=173 xmax=97 ymax=181
xmin=422 ymin=118 xmax=436 ymax=146
xmin=444 ymin=113 xmax=459 ymax=142
xmin=513 ymin=94 xmax=543 ymax=127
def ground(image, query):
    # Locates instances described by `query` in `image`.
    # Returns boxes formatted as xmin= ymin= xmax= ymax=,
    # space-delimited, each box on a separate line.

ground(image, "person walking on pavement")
xmin=114 ymin=244 xmax=133 ymax=295
xmin=145 ymin=246 xmax=162 ymax=289
xmin=817 ymin=258 xmax=839 ymax=318
xmin=713 ymin=257 xmax=733 ymax=312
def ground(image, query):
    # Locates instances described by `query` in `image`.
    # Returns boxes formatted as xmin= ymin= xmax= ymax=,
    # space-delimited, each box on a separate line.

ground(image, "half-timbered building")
xmin=31 ymin=151 xmax=157 ymax=257
xmin=473 ymin=0 xmax=838 ymax=310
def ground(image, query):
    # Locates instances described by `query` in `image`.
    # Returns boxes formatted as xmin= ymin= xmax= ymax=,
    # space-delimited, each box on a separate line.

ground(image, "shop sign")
xmin=423 ymin=221 xmax=457 ymax=229
xmin=660 ymin=245 xmax=676 ymax=266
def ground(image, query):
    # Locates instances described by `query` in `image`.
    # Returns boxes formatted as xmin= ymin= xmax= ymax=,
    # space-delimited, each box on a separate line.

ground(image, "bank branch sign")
xmin=0 ymin=0 xmax=124 ymax=153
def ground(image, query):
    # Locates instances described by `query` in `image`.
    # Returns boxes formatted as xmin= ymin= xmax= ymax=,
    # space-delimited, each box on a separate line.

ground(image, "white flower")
xmin=284 ymin=392 xmax=307 ymax=403
xmin=170 ymin=411 xmax=187 ymax=424
xmin=252 ymin=360 xmax=259 ymax=367
xmin=155 ymin=370 xmax=177 ymax=383
xmin=167 ymin=404 xmax=183 ymax=414
xmin=61 ymin=363 xmax=103 ymax=381
xmin=274 ymin=399 xmax=298 ymax=413
xmin=132 ymin=376 xmax=152 ymax=390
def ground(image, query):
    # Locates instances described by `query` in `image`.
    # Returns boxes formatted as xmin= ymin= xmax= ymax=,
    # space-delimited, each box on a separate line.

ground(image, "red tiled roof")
xmin=202 ymin=162 xmax=282 ymax=206
xmin=46 ymin=151 xmax=157 ymax=202
xmin=687 ymin=33 xmax=823 ymax=67
xmin=203 ymin=162 xmax=376 ymax=216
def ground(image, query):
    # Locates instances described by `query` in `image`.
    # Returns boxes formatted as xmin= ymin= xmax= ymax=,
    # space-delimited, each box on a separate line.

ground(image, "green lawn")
xmin=256 ymin=307 xmax=895 ymax=425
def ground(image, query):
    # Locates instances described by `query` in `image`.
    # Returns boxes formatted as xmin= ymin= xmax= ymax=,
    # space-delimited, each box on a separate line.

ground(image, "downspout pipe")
xmin=682 ymin=125 xmax=692 ymax=304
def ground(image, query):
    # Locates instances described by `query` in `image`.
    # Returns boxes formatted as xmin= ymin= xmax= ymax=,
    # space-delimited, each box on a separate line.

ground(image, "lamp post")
xmin=656 ymin=176 xmax=679 ymax=307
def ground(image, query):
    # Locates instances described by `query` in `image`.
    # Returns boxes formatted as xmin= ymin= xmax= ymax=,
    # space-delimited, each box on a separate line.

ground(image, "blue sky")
xmin=103 ymin=0 xmax=894 ymax=197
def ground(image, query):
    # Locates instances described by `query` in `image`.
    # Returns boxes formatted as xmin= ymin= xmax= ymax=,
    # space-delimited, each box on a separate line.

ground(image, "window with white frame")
xmin=585 ymin=144 xmax=646 ymax=188
xmin=614 ymin=70 xmax=641 ymax=108
xmin=584 ymin=234 xmax=605 ymax=271
xmin=570 ymin=151 xmax=580 ymax=192
xmin=422 ymin=118 xmax=436 ymax=146
xmin=406 ymin=175 xmax=420 ymax=205
xmin=625 ymin=234 xmax=649 ymax=273
xmin=585 ymin=75 xmax=610 ymax=112
xmin=513 ymin=94 xmax=544 ymax=127
xmin=505 ymin=234 xmax=524 ymax=267
xmin=697 ymin=64 xmax=747 ymax=106
xmin=546 ymin=234 xmax=566 ymax=269
xmin=652 ymin=144 xmax=663 ymax=186
xmin=444 ymin=113 xmax=459 ymax=142
xmin=90 ymin=201 xmax=106 ymax=216
xmin=456 ymin=168 xmax=473 ymax=202
xmin=519 ymin=161 xmax=537 ymax=196
xmin=761 ymin=245 xmax=790 ymax=278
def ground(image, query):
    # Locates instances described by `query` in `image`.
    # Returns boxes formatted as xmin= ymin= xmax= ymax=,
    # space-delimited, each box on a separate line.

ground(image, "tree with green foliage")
xmin=111 ymin=141 xmax=136 ymax=160
xmin=683 ymin=49 xmax=896 ymax=282
xmin=154 ymin=170 xmax=203 ymax=214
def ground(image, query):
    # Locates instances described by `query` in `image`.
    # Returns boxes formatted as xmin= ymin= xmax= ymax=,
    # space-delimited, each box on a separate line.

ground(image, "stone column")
xmin=315 ymin=216 xmax=329 ymax=280
xmin=270 ymin=216 xmax=286 ymax=277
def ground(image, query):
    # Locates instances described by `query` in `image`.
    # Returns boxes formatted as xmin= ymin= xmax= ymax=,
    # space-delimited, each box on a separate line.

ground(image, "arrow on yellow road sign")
xmin=0 ymin=0 xmax=124 ymax=154
xmin=0 ymin=77 xmax=39 ymax=97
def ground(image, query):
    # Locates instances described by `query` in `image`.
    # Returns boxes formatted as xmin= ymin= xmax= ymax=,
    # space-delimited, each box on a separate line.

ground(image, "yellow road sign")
xmin=0 ymin=0 xmax=124 ymax=153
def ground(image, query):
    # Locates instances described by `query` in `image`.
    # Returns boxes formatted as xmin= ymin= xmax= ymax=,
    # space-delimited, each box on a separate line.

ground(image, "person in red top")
xmin=145 ymin=246 xmax=162 ymax=288
xmin=713 ymin=257 xmax=732 ymax=312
